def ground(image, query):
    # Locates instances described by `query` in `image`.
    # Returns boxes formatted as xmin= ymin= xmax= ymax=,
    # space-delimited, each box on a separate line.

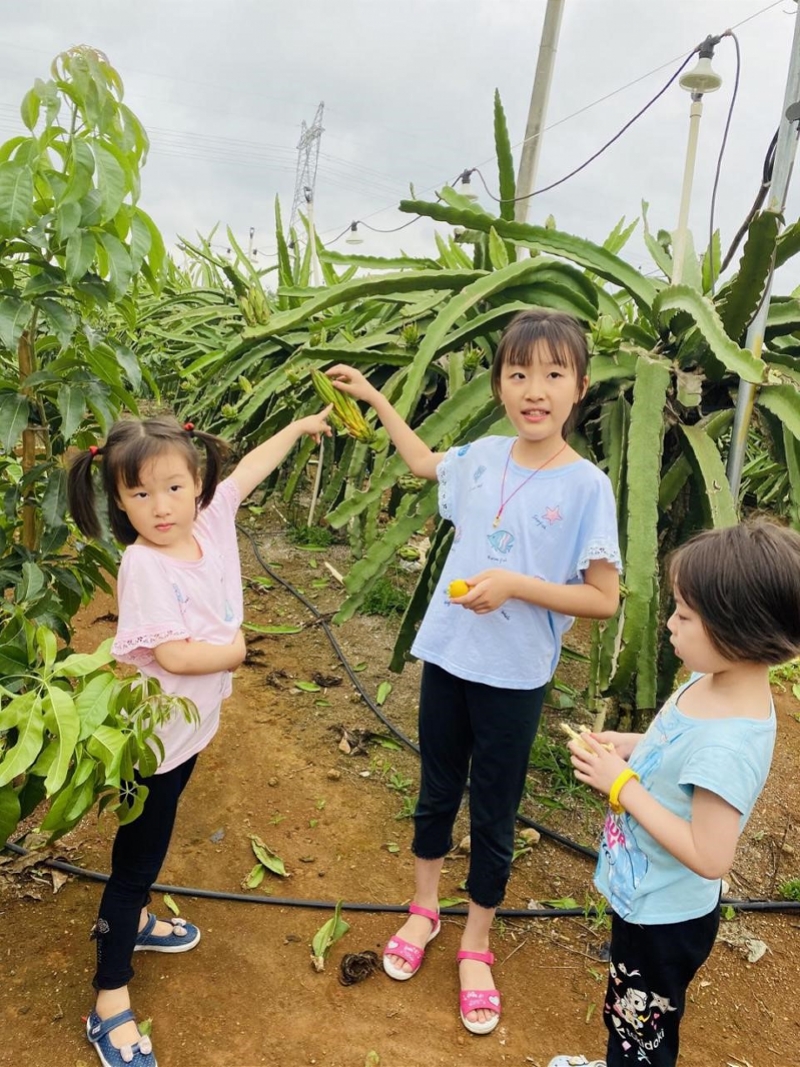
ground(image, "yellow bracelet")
xmin=609 ymin=768 xmax=640 ymax=815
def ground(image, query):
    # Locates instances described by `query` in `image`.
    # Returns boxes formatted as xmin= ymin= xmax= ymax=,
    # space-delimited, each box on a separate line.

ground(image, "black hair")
xmin=490 ymin=309 xmax=590 ymax=436
xmin=669 ymin=520 xmax=800 ymax=666
xmin=67 ymin=416 xmax=229 ymax=544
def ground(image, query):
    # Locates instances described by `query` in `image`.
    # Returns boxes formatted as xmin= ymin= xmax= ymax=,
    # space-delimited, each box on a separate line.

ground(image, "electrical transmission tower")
xmin=289 ymin=102 xmax=325 ymax=272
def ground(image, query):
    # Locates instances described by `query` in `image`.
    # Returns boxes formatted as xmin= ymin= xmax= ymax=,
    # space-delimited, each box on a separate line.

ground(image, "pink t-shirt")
xmin=111 ymin=477 xmax=243 ymax=773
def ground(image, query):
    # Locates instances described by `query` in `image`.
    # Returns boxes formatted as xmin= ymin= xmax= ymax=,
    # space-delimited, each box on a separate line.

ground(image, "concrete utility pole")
xmin=515 ymin=0 xmax=565 ymax=224
xmin=726 ymin=7 xmax=800 ymax=499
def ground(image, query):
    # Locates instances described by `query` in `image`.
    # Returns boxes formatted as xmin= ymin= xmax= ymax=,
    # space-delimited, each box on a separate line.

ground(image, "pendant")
xmin=493 ymin=514 xmax=501 ymax=528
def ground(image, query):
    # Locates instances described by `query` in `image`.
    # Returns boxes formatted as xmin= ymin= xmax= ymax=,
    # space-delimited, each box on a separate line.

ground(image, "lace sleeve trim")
xmin=113 ymin=627 xmax=191 ymax=666
xmin=437 ymin=453 xmax=453 ymax=520
xmin=576 ymin=542 xmax=623 ymax=575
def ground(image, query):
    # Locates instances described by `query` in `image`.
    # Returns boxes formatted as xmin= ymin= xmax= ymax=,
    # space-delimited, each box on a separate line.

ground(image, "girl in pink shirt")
xmin=67 ymin=410 xmax=330 ymax=1067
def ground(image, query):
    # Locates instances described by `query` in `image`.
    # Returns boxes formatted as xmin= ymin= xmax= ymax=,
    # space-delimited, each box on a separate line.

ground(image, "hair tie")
xmin=183 ymin=422 xmax=195 ymax=434
xmin=89 ymin=445 xmax=99 ymax=458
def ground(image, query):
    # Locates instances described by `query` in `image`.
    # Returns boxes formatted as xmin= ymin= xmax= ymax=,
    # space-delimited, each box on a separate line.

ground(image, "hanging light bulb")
xmin=345 ymin=221 xmax=364 ymax=245
xmin=679 ymin=36 xmax=723 ymax=95
xmin=459 ymin=169 xmax=479 ymax=202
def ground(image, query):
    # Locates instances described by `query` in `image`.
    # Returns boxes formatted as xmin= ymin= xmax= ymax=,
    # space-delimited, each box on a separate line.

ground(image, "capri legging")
xmin=412 ymin=662 xmax=546 ymax=908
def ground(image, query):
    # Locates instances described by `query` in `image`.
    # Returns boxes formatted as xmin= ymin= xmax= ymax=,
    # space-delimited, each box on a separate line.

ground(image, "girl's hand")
xmin=568 ymin=733 xmax=630 ymax=798
xmin=326 ymin=364 xmax=381 ymax=406
xmin=452 ymin=569 xmax=515 ymax=614
xmin=297 ymin=405 xmax=334 ymax=445
xmin=231 ymin=629 xmax=247 ymax=667
xmin=593 ymin=731 xmax=642 ymax=761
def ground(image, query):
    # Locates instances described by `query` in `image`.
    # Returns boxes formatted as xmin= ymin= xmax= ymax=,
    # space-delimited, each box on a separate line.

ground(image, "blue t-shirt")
xmin=594 ymin=676 xmax=776 ymax=924
xmin=410 ymin=435 xmax=621 ymax=689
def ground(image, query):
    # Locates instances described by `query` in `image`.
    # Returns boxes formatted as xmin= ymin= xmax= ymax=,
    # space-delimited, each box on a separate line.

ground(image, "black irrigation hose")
xmin=6 ymin=526 xmax=799 ymax=921
xmin=239 ymin=525 xmax=600 ymax=862
xmin=5 ymin=841 xmax=799 ymax=917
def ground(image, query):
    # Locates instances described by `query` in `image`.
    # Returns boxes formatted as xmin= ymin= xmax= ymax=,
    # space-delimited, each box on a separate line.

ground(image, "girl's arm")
xmin=571 ymin=736 xmax=741 ymax=880
xmin=593 ymin=731 xmax=644 ymax=761
xmin=230 ymin=409 xmax=332 ymax=501
xmin=326 ymin=364 xmax=444 ymax=481
xmin=454 ymin=558 xmax=620 ymax=619
xmin=154 ymin=630 xmax=247 ymax=675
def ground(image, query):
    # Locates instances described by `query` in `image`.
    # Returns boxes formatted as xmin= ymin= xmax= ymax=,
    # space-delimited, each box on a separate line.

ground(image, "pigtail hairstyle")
xmin=67 ymin=446 xmax=105 ymax=540
xmin=67 ymin=416 xmax=229 ymax=546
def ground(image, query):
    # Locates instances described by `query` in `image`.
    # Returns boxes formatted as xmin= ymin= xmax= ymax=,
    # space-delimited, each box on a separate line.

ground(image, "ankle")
xmin=95 ymin=986 xmax=130 ymax=1019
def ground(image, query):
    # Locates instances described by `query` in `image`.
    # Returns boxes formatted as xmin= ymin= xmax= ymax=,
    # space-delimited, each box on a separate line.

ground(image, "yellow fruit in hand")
xmin=448 ymin=579 xmax=470 ymax=599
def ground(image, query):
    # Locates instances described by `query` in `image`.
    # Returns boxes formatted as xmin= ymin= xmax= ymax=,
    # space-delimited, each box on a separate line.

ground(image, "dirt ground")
xmin=2 ymin=515 xmax=800 ymax=1067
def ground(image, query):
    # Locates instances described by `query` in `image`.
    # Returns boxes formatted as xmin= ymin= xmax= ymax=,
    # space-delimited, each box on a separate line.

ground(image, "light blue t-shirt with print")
xmin=410 ymin=435 xmax=622 ymax=690
xmin=594 ymin=676 xmax=776 ymax=924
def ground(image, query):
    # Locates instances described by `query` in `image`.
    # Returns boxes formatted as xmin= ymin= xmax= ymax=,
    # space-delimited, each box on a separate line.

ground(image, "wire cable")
xmin=707 ymin=32 xmax=742 ymax=295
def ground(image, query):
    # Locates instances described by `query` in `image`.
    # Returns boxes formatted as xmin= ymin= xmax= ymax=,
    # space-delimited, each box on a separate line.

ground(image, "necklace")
xmin=493 ymin=439 xmax=569 ymax=527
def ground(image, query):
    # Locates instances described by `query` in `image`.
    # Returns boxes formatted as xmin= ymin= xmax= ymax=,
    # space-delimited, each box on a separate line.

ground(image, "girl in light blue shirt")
xmin=554 ymin=520 xmax=800 ymax=1067
xmin=327 ymin=310 xmax=621 ymax=1036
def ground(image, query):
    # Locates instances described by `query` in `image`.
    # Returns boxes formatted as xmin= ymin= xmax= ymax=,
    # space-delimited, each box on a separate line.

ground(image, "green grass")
xmin=362 ymin=577 xmax=409 ymax=617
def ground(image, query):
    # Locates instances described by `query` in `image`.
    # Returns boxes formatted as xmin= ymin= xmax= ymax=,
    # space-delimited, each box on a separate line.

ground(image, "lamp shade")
xmin=679 ymin=56 xmax=722 ymax=94
xmin=345 ymin=222 xmax=363 ymax=245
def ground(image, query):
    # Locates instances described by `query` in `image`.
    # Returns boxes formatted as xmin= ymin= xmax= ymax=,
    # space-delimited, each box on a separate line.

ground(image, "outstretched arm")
xmin=153 ymin=630 xmax=247 ymax=675
xmin=326 ymin=364 xmax=445 ymax=481
xmin=570 ymin=735 xmax=741 ymax=879
xmin=230 ymin=408 xmax=332 ymax=501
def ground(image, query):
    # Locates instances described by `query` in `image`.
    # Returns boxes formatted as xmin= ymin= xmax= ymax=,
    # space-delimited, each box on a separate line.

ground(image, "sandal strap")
xmin=88 ymin=1009 xmax=137 ymax=1040
xmin=408 ymin=902 xmax=439 ymax=926
xmin=457 ymin=949 xmax=495 ymax=965
xmin=460 ymin=988 xmax=502 ymax=1014
xmin=138 ymin=913 xmax=157 ymax=938
xmin=383 ymin=935 xmax=424 ymax=970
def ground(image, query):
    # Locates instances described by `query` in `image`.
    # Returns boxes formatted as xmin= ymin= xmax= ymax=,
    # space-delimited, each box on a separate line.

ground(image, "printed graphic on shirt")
xmin=544 ymin=505 xmax=563 ymax=524
xmin=486 ymin=529 xmax=514 ymax=555
xmin=605 ymin=956 xmax=678 ymax=1061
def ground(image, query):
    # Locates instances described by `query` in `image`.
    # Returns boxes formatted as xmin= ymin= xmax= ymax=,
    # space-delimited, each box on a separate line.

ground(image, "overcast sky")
xmin=2 ymin=1 xmax=799 ymax=292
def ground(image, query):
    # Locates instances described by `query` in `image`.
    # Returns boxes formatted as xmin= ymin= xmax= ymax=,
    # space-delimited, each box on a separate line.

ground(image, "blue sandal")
xmin=86 ymin=1009 xmax=157 ymax=1067
xmin=134 ymin=913 xmax=201 ymax=953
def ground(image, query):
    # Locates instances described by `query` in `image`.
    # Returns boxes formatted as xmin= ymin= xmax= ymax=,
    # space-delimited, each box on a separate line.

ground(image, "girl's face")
xmin=116 ymin=448 xmax=201 ymax=554
xmin=667 ymin=588 xmax=732 ymax=675
xmin=496 ymin=345 xmax=587 ymax=447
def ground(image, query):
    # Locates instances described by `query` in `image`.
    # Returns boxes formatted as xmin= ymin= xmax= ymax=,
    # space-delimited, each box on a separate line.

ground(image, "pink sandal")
xmin=382 ymin=903 xmax=441 ymax=981
xmin=457 ymin=949 xmax=501 ymax=1035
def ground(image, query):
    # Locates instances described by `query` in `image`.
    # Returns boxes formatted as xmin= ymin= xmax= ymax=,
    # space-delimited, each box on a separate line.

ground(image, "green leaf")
xmin=757 ymin=384 xmax=800 ymax=443
xmin=296 ymin=680 xmax=321 ymax=692
xmin=717 ymin=211 xmax=782 ymax=341
xmin=98 ymin=230 xmax=132 ymax=298
xmin=55 ymin=201 xmax=82 ymax=244
xmin=55 ymin=640 xmax=115 ymax=678
xmin=56 ymin=383 xmax=86 ymax=440
xmin=612 ymin=356 xmax=671 ymax=694
xmin=0 ymin=783 xmax=21 ymax=847
xmin=0 ymin=693 xmax=44 ymax=787
xmin=376 ymin=681 xmax=392 ymax=706
xmin=493 ymin=89 xmax=516 ymax=224
xmin=75 ymin=671 xmax=116 ymax=741
xmin=43 ymin=685 xmax=80 ymax=794
xmin=438 ymin=896 xmax=469 ymax=908
xmin=249 ymin=833 xmax=288 ymax=877
xmin=163 ymin=893 xmax=180 ymax=916
xmin=0 ymin=160 xmax=34 ymax=238
xmin=487 ymin=226 xmax=509 ymax=270
xmin=20 ymin=88 xmax=41 ymax=131
xmin=36 ymin=626 xmax=58 ymax=673
xmin=65 ymin=231 xmax=97 ymax=283
xmin=16 ymin=560 xmax=45 ymax=602
xmin=93 ymin=141 xmax=128 ymax=222
xmin=678 ymin=424 xmax=737 ymax=528
xmin=128 ymin=212 xmax=152 ymax=273
xmin=311 ymin=899 xmax=349 ymax=970
xmin=243 ymin=862 xmax=266 ymax=889
xmin=37 ymin=298 xmax=78 ymax=348
xmin=0 ymin=297 xmax=30 ymax=351
xmin=654 ymin=285 xmax=764 ymax=383
xmin=0 ymin=392 xmax=29 ymax=452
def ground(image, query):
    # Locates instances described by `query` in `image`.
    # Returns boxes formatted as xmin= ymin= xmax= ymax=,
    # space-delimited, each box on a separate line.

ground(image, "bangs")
xmin=502 ymin=336 xmax=578 ymax=372
xmin=116 ymin=437 xmax=178 ymax=489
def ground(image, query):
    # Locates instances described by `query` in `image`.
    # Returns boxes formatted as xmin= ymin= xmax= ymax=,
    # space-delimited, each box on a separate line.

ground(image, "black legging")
xmin=413 ymin=662 xmax=546 ymax=909
xmin=93 ymin=756 xmax=197 ymax=990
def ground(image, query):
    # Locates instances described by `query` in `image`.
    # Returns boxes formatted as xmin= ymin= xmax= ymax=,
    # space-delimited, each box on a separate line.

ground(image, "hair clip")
xmin=183 ymin=422 xmax=195 ymax=434
xmin=89 ymin=445 xmax=99 ymax=457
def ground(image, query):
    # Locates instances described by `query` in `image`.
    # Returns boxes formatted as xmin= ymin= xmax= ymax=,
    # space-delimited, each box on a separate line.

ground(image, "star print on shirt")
xmin=544 ymin=505 xmax=563 ymax=524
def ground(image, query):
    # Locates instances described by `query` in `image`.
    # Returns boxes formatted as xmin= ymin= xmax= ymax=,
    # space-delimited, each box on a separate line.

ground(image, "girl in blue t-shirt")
xmin=327 ymin=309 xmax=621 ymax=1035
xmin=551 ymin=520 xmax=800 ymax=1067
